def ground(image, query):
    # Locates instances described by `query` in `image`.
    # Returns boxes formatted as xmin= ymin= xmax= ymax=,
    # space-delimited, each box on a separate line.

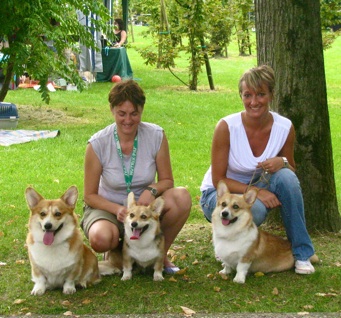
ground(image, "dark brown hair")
xmin=108 ymin=79 xmax=146 ymax=110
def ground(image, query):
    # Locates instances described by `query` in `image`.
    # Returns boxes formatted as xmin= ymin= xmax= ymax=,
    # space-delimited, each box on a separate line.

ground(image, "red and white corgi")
xmin=99 ymin=192 xmax=165 ymax=281
xmin=25 ymin=186 xmax=100 ymax=295
xmin=212 ymin=181 xmax=318 ymax=283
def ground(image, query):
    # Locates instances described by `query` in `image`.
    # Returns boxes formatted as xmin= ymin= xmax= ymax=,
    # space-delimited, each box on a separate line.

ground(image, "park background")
xmin=0 ymin=25 xmax=340 ymax=315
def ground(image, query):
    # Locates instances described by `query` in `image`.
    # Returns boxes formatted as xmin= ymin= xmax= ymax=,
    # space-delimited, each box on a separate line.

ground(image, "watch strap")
xmin=146 ymin=186 xmax=158 ymax=197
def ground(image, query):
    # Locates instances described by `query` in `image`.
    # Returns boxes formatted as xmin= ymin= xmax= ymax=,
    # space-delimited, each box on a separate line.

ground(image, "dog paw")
xmin=63 ymin=287 xmax=76 ymax=294
xmin=121 ymin=273 xmax=132 ymax=281
xmin=31 ymin=286 xmax=46 ymax=296
xmin=63 ymin=283 xmax=77 ymax=294
xmin=219 ymin=268 xmax=231 ymax=275
xmin=233 ymin=276 xmax=246 ymax=284
xmin=153 ymin=273 xmax=164 ymax=281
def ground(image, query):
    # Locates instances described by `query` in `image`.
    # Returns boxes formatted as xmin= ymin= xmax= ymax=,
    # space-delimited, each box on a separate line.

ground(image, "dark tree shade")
xmin=255 ymin=0 xmax=341 ymax=231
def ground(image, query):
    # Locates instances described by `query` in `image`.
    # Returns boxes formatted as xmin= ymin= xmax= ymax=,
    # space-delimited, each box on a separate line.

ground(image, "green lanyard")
xmin=113 ymin=126 xmax=138 ymax=193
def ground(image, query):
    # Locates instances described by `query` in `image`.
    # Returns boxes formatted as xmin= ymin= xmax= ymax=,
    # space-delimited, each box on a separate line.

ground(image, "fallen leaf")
xmin=171 ymin=255 xmax=178 ymax=263
xmin=82 ymin=299 xmax=92 ymax=304
xmin=180 ymin=254 xmax=187 ymax=260
xmin=272 ymin=287 xmax=279 ymax=295
xmin=297 ymin=312 xmax=310 ymax=316
xmin=13 ymin=299 xmax=26 ymax=304
xmin=25 ymin=312 xmax=32 ymax=316
xmin=335 ymin=262 xmax=341 ymax=267
xmin=186 ymin=239 xmax=193 ymax=243
xmin=214 ymin=286 xmax=221 ymax=292
xmin=61 ymin=300 xmax=71 ymax=306
xmin=176 ymin=267 xmax=188 ymax=275
xmin=16 ymin=260 xmax=25 ymax=265
xmin=254 ymin=271 xmax=265 ymax=277
xmin=63 ymin=311 xmax=73 ymax=316
xmin=173 ymin=245 xmax=184 ymax=251
xmin=192 ymin=259 xmax=199 ymax=265
xmin=206 ymin=273 xmax=214 ymax=279
xmin=169 ymin=276 xmax=177 ymax=282
xmin=219 ymin=273 xmax=228 ymax=280
xmin=167 ymin=249 xmax=176 ymax=257
xmin=180 ymin=306 xmax=196 ymax=317
xmin=303 ymin=305 xmax=314 ymax=310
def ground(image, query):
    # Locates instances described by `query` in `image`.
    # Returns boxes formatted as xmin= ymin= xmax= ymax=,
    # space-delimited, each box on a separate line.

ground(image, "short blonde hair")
xmin=238 ymin=65 xmax=275 ymax=97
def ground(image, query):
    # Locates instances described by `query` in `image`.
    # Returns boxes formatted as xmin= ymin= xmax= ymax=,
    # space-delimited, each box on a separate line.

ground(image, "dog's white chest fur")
xmin=29 ymin=241 xmax=78 ymax=287
xmin=126 ymin=232 xmax=162 ymax=267
xmin=213 ymin=226 xmax=258 ymax=269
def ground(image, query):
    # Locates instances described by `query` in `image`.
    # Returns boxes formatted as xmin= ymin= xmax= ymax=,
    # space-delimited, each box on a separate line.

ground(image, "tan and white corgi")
xmin=212 ymin=181 xmax=318 ymax=284
xmin=25 ymin=186 xmax=100 ymax=295
xmin=99 ymin=192 xmax=165 ymax=281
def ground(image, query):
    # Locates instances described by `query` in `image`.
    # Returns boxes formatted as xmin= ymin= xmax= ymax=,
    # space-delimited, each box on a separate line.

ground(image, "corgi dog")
xmin=25 ymin=186 xmax=100 ymax=295
xmin=99 ymin=192 xmax=165 ymax=281
xmin=212 ymin=181 xmax=318 ymax=284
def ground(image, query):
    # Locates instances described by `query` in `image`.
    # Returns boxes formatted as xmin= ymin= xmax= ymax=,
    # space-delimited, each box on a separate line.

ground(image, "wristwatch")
xmin=147 ymin=186 xmax=158 ymax=197
xmin=282 ymin=157 xmax=289 ymax=168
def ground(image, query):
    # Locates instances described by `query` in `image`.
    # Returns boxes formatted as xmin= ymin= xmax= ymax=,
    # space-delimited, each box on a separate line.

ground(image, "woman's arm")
xmin=138 ymin=132 xmax=174 ymax=205
xmin=84 ymin=143 xmax=125 ymax=218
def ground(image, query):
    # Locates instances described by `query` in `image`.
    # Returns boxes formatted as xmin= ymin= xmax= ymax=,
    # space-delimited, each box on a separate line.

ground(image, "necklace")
xmin=113 ymin=126 xmax=138 ymax=193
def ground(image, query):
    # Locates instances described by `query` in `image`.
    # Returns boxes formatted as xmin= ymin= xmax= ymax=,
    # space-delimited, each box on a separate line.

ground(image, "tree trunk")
xmin=255 ymin=0 xmax=341 ymax=231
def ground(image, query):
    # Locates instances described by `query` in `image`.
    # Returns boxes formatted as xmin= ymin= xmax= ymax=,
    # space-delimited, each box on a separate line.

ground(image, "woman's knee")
xmin=164 ymin=187 xmax=192 ymax=214
xmin=273 ymin=168 xmax=300 ymax=187
xmin=88 ymin=222 xmax=120 ymax=252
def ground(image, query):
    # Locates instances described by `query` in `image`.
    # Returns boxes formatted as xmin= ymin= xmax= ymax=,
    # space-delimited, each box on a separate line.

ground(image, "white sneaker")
xmin=295 ymin=260 xmax=315 ymax=274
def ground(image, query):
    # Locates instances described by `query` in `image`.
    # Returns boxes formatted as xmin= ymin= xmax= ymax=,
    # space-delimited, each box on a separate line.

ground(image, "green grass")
xmin=0 ymin=27 xmax=340 ymax=315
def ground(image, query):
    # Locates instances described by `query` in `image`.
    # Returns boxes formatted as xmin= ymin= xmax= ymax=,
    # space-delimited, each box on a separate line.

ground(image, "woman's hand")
xmin=257 ymin=189 xmax=281 ymax=209
xmin=257 ymin=157 xmax=284 ymax=174
xmin=137 ymin=190 xmax=155 ymax=206
xmin=116 ymin=206 xmax=128 ymax=223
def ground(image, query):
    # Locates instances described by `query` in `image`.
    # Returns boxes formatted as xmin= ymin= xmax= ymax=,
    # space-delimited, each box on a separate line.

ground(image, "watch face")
xmin=151 ymin=188 xmax=158 ymax=196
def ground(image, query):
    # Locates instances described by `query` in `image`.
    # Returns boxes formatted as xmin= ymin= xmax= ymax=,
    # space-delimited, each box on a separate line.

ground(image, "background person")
xmin=81 ymin=79 xmax=191 ymax=274
xmin=112 ymin=18 xmax=127 ymax=47
xmin=200 ymin=65 xmax=316 ymax=275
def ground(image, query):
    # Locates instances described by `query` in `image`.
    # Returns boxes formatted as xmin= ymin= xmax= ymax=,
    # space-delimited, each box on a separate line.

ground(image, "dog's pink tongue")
xmin=130 ymin=228 xmax=142 ymax=240
xmin=222 ymin=219 xmax=231 ymax=226
xmin=43 ymin=231 xmax=55 ymax=245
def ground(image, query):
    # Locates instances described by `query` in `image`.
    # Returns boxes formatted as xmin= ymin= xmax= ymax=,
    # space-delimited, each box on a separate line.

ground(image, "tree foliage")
xmin=131 ymin=0 xmax=234 ymax=90
xmin=0 ymin=0 xmax=110 ymax=103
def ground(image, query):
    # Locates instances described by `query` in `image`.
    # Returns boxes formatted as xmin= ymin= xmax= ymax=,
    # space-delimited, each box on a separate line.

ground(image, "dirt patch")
xmin=17 ymin=105 xmax=87 ymax=126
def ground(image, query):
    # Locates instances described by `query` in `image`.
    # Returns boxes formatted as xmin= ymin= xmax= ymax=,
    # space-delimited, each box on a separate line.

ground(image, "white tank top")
xmin=200 ymin=111 xmax=292 ymax=190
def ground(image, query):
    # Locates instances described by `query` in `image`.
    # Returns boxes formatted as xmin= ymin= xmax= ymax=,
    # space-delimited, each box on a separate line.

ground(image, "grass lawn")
xmin=0 ymin=27 xmax=340 ymax=315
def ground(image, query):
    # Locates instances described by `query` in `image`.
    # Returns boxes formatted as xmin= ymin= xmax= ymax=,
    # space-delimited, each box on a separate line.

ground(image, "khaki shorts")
xmin=80 ymin=205 xmax=125 ymax=239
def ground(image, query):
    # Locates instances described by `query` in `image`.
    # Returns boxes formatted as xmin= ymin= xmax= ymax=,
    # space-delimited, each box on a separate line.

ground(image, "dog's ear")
xmin=150 ymin=197 xmax=164 ymax=216
xmin=25 ymin=187 xmax=44 ymax=209
xmin=244 ymin=188 xmax=258 ymax=206
xmin=217 ymin=180 xmax=229 ymax=199
xmin=61 ymin=186 xmax=78 ymax=208
xmin=127 ymin=191 xmax=136 ymax=208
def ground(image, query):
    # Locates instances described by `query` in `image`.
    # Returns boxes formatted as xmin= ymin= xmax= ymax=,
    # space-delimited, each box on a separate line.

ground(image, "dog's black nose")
xmin=131 ymin=221 xmax=138 ymax=228
xmin=44 ymin=223 xmax=52 ymax=230
xmin=222 ymin=211 xmax=229 ymax=218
